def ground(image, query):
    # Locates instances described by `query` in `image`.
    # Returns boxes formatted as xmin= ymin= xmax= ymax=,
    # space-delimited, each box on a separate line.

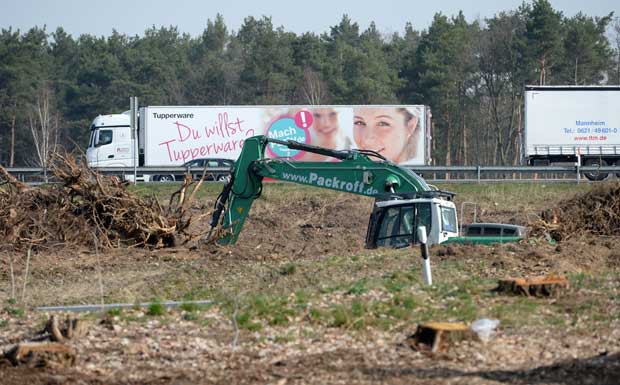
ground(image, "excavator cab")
xmin=365 ymin=196 xmax=459 ymax=249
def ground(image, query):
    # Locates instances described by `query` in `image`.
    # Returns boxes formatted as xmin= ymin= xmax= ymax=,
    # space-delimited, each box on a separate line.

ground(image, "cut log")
xmin=406 ymin=322 xmax=476 ymax=353
xmin=4 ymin=342 xmax=76 ymax=368
xmin=495 ymin=275 xmax=569 ymax=297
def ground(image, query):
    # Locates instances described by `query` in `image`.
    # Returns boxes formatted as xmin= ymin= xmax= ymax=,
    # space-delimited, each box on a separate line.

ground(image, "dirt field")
xmin=1 ymin=182 xmax=619 ymax=384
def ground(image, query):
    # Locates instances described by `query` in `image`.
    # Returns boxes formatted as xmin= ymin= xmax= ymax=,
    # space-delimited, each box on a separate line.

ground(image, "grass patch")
xmin=347 ymin=279 xmax=368 ymax=295
xmin=183 ymin=312 xmax=199 ymax=321
xmin=4 ymin=305 xmax=25 ymax=317
xmin=3 ymin=298 xmax=24 ymax=317
xmin=383 ymin=270 xmax=417 ymax=293
xmin=107 ymin=308 xmax=123 ymax=317
xmin=488 ymin=297 xmax=540 ymax=327
xmin=146 ymin=301 xmax=166 ymax=316
xmin=329 ymin=305 xmax=349 ymax=328
xmin=279 ymin=263 xmax=297 ymax=276
xmin=308 ymin=308 xmax=324 ymax=324
xmin=180 ymin=302 xmax=201 ymax=313
xmin=235 ymin=312 xmax=262 ymax=331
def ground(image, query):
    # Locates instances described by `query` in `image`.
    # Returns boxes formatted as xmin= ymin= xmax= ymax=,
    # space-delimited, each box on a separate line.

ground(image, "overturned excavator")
xmin=209 ymin=135 xmax=517 ymax=248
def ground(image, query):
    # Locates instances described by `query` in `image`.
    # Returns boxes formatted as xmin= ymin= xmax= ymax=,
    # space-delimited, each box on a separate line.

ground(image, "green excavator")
xmin=208 ymin=135 xmax=522 ymax=248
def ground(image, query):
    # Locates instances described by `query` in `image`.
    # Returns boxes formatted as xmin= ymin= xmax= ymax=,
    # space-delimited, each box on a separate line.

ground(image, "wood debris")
xmin=532 ymin=182 xmax=620 ymax=241
xmin=0 ymin=152 xmax=209 ymax=250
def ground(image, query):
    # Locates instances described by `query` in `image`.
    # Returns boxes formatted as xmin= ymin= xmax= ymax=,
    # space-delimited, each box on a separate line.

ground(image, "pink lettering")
xmin=175 ymin=121 xmax=201 ymax=142
xmin=158 ymin=139 xmax=177 ymax=162
xmin=203 ymin=113 xmax=247 ymax=139
xmin=175 ymin=122 xmax=192 ymax=142
xmin=181 ymin=149 xmax=191 ymax=162
xmin=218 ymin=113 xmax=230 ymax=138
xmin=157 ymin=122 xmax=252 ymax=163
xmin=204 ymin=124 xmax=219 ymax=138
xmin=163 ymin=138 xmax=245 ymax=160
xmin=227 ymin=116 xmax=245 ymax=136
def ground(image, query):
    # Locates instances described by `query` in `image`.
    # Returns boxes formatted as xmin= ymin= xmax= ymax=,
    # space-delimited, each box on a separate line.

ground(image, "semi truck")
xmin=86 ymin=104 xmax=433 ymax=181
xmin=524 ymin=85 xmax=620 ymax=180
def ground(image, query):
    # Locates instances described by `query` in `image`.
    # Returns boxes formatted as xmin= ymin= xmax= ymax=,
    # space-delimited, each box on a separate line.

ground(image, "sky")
xmin=1 ymin=0 xmax=618 ymax=38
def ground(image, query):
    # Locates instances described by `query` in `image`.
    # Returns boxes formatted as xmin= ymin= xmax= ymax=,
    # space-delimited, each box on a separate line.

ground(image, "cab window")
xmin=377 ymin=207 xmax=410 ymax=248
xmin=503 ymin=228 xmax=516 ymax=236
xmin=415 ymin=202 xmax=431 ymax=237
xmin=485 ymin=226 xmax=502 ymax=235
xmin=96 ymin=129 xmax=113 ymax=147
xmin=466 ymin=226 xmax=482 ymax=235
xmin=376 ymin=203 xmax=431 ymax=248
xmin=441 ymin=206 xmax=457 ymax=233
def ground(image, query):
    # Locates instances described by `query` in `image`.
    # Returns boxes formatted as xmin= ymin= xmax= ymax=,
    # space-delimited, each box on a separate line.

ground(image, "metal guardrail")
xmin=4 ymin=165 xmax=620 ymax=184
xmin=2 ymin=166 xmax=233 ymax=184
xmin=409 ymin=165 xmax=620 ymax=183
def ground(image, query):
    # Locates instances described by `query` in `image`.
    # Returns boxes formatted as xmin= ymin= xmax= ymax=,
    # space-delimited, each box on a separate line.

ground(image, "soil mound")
xmin=535 ymin=182 xmax=620 ymax=241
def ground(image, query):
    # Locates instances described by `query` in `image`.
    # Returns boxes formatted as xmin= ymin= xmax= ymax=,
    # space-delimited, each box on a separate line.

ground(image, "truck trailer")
xmin=524 ymin=86 xmax=620 ymax=180
xmin=86 ymin=105 xmax=433 ymax=181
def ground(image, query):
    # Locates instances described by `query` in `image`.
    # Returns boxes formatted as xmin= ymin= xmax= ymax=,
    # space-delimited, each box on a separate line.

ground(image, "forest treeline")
xmin=1 ymin=0 xmax=619 ymax=167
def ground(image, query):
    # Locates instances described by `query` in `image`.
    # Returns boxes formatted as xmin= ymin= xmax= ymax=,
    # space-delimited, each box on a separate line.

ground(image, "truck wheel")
xmin=583 ymin=158 xmax=608 ymax=181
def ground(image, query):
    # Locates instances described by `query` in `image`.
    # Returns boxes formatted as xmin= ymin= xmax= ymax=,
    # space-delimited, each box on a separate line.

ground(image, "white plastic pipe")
xmin=422 ymin=257 xmax=432 ymax=285
xmin=417 ymin=226 xmax=433 ymax=285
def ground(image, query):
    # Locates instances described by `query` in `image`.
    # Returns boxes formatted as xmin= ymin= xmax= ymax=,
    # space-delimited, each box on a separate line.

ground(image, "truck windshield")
xmin=88 ymin=126 xmax=97 ymax=148
xmin=441 ymin=206 xmax=457 ymax=233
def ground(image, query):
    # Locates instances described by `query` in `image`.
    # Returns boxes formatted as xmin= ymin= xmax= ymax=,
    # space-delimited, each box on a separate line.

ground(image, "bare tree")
xmin=10 ymin=107 xmax=16 ymax=167
xmin=301 ymin=67 xmax=328 ymax=105
xmin=28 ymin=84 xmax=60 ymax=176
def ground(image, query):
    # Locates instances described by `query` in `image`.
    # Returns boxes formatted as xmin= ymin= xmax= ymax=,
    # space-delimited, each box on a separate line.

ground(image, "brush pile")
xmin=534 ymin=182 xmax=620 ymax=241
xmin=0 ymin=153 xmax=207 ymax=250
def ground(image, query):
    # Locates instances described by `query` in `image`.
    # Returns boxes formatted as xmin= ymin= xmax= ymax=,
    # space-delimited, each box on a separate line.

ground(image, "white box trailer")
xmin=525 ymin=86 xmax=620 ymax=180
xmin=86 ymin=105 xmax=433 ymax=181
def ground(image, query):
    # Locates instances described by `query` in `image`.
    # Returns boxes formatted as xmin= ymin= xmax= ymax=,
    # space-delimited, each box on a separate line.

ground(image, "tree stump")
xmin=495 ymin=275 xmax=569 ymax=297
xmin=43 ymin=315 xmax=91 ymax=341
xmin=4 ymin=342 xmax=76 ymax=368
xmin=406 ymin=322 xmax=476 ymax=353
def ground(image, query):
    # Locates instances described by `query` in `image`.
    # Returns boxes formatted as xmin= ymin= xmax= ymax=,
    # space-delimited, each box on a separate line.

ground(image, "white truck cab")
xmin=86 ymin=112 xmax=134 ymax=168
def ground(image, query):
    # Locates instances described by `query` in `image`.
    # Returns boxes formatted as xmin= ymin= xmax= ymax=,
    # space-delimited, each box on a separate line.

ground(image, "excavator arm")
xmin=209 ymin=135 xmax=442 ymax=245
